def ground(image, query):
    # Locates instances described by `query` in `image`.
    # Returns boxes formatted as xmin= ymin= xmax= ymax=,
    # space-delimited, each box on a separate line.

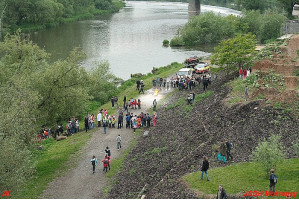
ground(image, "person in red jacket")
xmin=239 ymin=68 xmax=243 ymax=79
xmin=102 ymin=156 xmax=110 ymax=172
xmin=243 ymin=69 xmax=247 ymax=79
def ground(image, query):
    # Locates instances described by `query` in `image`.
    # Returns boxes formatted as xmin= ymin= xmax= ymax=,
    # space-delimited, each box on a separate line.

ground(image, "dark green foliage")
xmin=0 ymin=0 xmax=122 ymax=33
xmin=172 ymin=12 xmax=236 ymax=46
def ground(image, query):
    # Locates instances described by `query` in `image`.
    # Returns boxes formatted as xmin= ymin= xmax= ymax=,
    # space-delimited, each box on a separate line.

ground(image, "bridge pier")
xmin=188 ymin=0 xmax=200 ymax=17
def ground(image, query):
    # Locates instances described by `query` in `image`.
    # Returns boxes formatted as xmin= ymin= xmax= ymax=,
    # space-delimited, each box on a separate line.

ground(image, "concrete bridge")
xmin=188 ymin=0 xmax=200 ymax=17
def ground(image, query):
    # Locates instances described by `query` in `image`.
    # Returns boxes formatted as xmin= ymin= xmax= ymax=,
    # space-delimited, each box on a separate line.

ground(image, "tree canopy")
xmin=0 ymin=32 xmax=119 ymax=192
xmin=211 ymin=34 xmax=257 ymax=74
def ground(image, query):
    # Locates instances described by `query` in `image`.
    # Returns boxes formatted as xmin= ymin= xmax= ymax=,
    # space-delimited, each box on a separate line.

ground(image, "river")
xmin=30 ymin=1 xmax=241 ymax=80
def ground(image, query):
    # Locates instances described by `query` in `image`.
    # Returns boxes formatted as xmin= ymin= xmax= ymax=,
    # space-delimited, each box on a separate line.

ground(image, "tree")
xmin=251 ymin=134 xmax=285 ymax=176
xmin=210 ymin=34 xmax=257 ymax=75
xmin=87 ymin=61 xmax=120 ymax=104
xmin=0 ymin=3 xmax=7 ymax=39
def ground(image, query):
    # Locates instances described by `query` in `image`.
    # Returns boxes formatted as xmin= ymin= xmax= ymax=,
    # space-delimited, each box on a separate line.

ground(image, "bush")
xmin=170 ymin=36 xmax=185 ymax=47
xmin=251 ymin=134 xmax=285 ymax=175
xmin=178 ymin=12 xmax=236 ymax=46
xmin=163 ymin=39 xmax=169 ymax=46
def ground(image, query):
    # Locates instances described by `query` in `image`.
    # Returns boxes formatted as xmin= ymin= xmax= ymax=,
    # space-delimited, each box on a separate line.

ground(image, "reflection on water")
xmin=30 ymin=1 xmax=240 ymax=80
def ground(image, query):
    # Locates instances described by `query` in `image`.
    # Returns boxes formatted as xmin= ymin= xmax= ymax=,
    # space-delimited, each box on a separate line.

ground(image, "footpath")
xmin=41 ymin=86 xmax=174 ymax=199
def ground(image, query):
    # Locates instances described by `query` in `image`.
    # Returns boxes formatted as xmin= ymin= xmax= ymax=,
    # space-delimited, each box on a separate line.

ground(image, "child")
xmin=102 ymin=157 xmax=110 ymax=172
xmin=133 ymin=99 xmax=137 ymax=109
xmin=137 ymin=116 xmax=141 ymax=128
xmin=137 ymin=99 xmax=141 ymax=109
xmin=91 ymin=155 xmax=97 ymax=174
xmin=153 ymin=113 xmax=158 ymax=126
xmin=133 ymin=119 xmax=137 ymax=133
xmin=112 ymin=117 xmax=116 ymax=128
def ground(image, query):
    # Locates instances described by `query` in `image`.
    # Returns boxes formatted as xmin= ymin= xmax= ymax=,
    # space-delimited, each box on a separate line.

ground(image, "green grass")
xmin=184 ymin=158 xmax=299 ymax=198
xmin=16 ymin=132 xmax=92 ymax=198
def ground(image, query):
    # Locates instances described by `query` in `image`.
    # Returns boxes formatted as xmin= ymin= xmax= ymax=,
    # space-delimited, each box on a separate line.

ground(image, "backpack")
xmin=227 ymin=142 xmax=233 ymax=150
xmin=273 ymin=174 xmax=278 ymax=183
xmin=104 ymin=159 xmax=109 ymax=164
xmin=91 ymin=159 xmax=95 ymax=165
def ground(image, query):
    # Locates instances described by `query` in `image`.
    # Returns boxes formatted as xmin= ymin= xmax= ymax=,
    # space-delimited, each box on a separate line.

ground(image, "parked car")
xmin=194 ymin=62 xmax=210 ymax=74
xmin=176 ymin=68 xmax=194 ymax=78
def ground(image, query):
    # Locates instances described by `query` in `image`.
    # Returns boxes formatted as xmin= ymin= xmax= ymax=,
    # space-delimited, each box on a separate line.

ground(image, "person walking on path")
xmin=245 ymin=85 xmax=249 ymax=101
xmin=216 ymin=185 xmax=228 ymax=199
xmin=102 ymin=157 xmax=110 ymax=172
xmin=218 ymin=140 xmax=227 ymax=164
xmin=105 ymin=146 xmax=111 ymax=157
xmin=153 ymin=99 xmax=157 ymax=111
xmin=201 ymin=156 xmax=210 ymax=181
xmin=116 ymin=135 xmax=122 ymax=150
xmin=91 ymin=155 xmax=97 ymax=174
xmin=269 ymin=169 xmax=278 ymax=192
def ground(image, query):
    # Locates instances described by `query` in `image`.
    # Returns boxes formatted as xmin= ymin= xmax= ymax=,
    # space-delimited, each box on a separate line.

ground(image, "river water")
xmin=30 ymin=1 xmax=240 ymax=80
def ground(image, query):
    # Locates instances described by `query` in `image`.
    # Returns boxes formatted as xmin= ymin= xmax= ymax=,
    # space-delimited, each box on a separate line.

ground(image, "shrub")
xmin=170 ymin=36 xmax=185 ymax=47
xmin=251 ymin=134 xmax=285 ymax=176
xmin=179 ymin=12 xmax=236 ymax=46
xmin=162 ymin=39 xmax=169 ymax=46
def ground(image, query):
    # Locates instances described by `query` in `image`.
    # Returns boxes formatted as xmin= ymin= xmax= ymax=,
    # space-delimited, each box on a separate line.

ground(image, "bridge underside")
xmin=188 ymin=0 xmax=201 ymax=17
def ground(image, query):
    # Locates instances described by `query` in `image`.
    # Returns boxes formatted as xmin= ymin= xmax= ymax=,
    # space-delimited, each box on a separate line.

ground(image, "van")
xmin=176 ymin=68 xmax=194 ymax=78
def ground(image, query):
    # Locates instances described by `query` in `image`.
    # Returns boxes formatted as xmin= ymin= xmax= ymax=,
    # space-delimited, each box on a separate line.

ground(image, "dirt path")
xmin=41 ymin=86 xmax=174 ymax=199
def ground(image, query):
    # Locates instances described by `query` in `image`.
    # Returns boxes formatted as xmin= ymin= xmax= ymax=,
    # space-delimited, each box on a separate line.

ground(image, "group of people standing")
xmin=239 ymin=67 xmax=252 ymax=80
xmin=125 ymin=112 xmax=158 ymax=132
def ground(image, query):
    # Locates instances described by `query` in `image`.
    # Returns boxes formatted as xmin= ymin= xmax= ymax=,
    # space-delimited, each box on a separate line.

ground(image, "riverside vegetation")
xmin=0 ymin=0 xmax=125 ymax=36
xmin=170 ymin=10 xmax=286 ymax=47
xmin=0 ymin=31 xmax=184 ymax=196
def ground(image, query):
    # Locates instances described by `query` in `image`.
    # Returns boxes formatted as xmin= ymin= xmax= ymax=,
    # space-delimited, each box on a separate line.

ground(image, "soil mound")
xmin=253 ymin=34 xmax=298 ymax=101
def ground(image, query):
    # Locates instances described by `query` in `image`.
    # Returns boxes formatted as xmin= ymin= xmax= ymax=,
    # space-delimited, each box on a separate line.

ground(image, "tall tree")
xmin=211 ymin=34 xmax=257 ymax=74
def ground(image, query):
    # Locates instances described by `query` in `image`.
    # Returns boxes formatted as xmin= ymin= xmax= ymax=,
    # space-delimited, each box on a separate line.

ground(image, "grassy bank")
xmin=184 ymin=158 xmax=299 ymax=198
xmin=15 ymin=132 xmax=92 ymax=198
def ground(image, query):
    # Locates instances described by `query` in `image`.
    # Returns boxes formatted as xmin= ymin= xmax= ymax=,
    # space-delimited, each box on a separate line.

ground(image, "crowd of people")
xmin=38 ymin=117 xmax=81 ymax=141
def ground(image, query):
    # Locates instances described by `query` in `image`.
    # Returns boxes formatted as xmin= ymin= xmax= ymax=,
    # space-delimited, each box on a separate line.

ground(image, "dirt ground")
xmin=40 ymin=87 xmax=175 ymax=199
xmin=107 ymin=72 xmax=298 ymax=199
xmin=253 ymin=34 xmax=299 ymax=92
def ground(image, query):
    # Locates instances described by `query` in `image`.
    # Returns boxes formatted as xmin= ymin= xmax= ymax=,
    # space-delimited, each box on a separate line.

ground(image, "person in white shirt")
xmin=97 ymin=112 xmax=102 ymax=127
